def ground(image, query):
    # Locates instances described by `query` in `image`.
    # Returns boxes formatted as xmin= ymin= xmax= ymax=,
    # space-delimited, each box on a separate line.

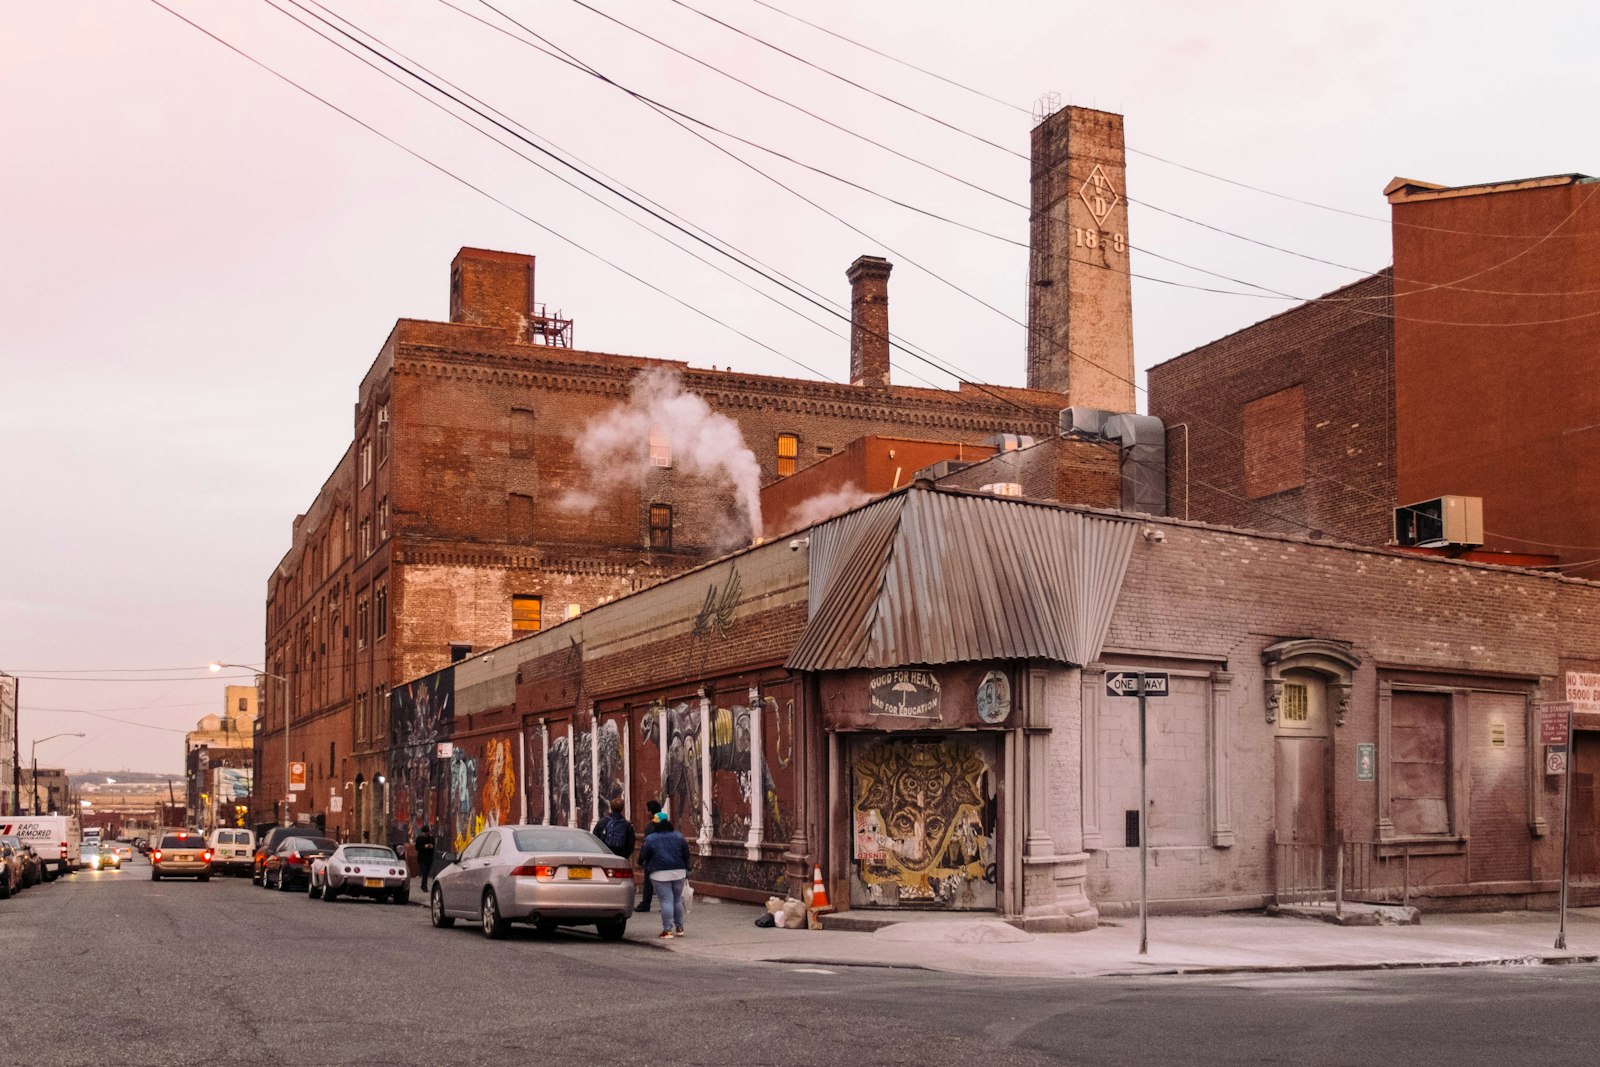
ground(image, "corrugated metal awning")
xmin=787 ymin=487 xmax=1138 ymax=671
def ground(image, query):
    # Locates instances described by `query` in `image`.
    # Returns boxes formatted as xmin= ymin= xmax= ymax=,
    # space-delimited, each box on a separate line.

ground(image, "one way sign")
xmin=1106 ymin=671 xmax=1169 ymax=697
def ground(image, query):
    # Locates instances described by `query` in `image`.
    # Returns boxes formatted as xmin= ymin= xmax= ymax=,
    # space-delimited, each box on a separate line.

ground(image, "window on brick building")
xmin=359 ymin=518 xmax=372 ymax=559
xmin=356 ymin=594 xmax=369 ymax=649
xmin=377 ymin=406 xmax=389 ymax=464
xmin=512 ymin=595 xmax=542 ymax=635
xmin=374 ymin=582 xmax=388 ymax=641
xmin=1388 ymin=690 xmax=1453 ymax=836
xmin=360 ymin=439 xmax=373 ymax=486
xmin=510 ymin=407 xmax=535 ymax=459
xmin=237 ymin=697 xmax=247 ymax=713
xmin=508 ymin=494 xmax=535 ymax=543
xmin=329 ymin=741 xmax=335 ymax=776
xmin=777 ymin=433 xmax=798 ymax=477
xmin=378 ymin=497 xmax=389 ymax=541
xmin=649 ymin=504 xmax=673 ymax=549
xmin=816 ymin=445 xmax=833 ymax=457
xmin=450 ymin=642 xmax=472 ymax=663
xmin=649 ymin=426 xmax=672 ymax=468
xmin=1243 ymin=386 xmax=1305 ymax=499
xmin=565 ymin=603 xmax=581 ymax=621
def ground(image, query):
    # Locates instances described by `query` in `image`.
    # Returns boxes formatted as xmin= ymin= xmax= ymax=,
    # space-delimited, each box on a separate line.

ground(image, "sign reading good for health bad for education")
xmin=1105 ymin=671 xmax=1169 ymax=697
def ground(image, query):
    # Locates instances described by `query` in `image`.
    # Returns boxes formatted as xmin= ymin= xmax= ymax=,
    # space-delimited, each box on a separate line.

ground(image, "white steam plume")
xmin=558 ymin=369 xmax=764 ymax=546
xmin=781 ymin=483 xmax=878 ymax=534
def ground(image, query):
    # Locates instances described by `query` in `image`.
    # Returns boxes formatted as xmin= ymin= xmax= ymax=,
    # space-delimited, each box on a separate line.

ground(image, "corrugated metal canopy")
xmin=787 ymin=486 xmax=1138 ymax=671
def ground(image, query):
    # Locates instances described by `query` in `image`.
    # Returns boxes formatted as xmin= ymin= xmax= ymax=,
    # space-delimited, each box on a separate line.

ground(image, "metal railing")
xmin=1274 ymin=833 xmax=1414 ymax=913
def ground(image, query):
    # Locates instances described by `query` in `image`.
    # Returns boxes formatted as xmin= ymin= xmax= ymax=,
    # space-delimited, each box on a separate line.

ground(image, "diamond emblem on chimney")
xmin=1077 ymin=164 xmax=1121 ymax=228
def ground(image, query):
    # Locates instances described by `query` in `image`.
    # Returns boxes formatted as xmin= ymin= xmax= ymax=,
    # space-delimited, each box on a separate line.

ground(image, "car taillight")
xmin=289 ymin=852 xmax=302 ymax=865
xmin=604 ymin=867 xmax=633 ymax=880
xmin=203 ymin=850 xmax=213 ymax=862
xmin=510 ymin=864 xmax=556 ymax=880
xmin=153 ymin=850 xmax=162 ymax=862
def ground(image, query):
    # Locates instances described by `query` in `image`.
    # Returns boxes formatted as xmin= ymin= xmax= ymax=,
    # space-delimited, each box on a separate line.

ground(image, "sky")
xmin=3 ymin=0 xmax=1596 ymax=775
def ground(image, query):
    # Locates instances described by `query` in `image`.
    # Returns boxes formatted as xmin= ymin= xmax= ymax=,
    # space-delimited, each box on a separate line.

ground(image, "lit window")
xmin=360 ymin=440 xmax=373 ymax=486
xmin=359 ymin=518 xmax=372 ymax=558
xmin=512 ymin=595 xmax=542 ymax=635
xmin=649 ymin=426 xmax=671 ymax=468
xmin=649 ymin=504 xmax=673 ymax=549
xmin=378 ymin=497 xmax=389 ymax=540
xmin=777 ymin=433 xmax=798 ymax=477
xmin=356 ymin=596 xmax=369 ymax=649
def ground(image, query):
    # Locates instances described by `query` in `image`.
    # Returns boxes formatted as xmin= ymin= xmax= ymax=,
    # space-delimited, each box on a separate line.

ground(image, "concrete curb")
xmin=1098 ymin=953 xmax=1600 ymax=977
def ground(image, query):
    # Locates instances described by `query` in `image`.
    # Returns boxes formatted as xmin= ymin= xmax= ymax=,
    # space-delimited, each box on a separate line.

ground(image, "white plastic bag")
xmin=681 ymin=883 xmax=694 ymax=915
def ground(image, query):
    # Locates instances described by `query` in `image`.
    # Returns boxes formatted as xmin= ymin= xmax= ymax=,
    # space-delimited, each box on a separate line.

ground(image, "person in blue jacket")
xmin=637 ymin=812 xmax=691 ymax=938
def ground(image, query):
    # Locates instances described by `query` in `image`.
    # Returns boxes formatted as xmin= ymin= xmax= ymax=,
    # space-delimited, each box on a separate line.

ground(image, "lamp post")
xmin=31 ymin=733 xmax=85 ymax=814
xmin=210 ymin=662 xmax=290 ymax=827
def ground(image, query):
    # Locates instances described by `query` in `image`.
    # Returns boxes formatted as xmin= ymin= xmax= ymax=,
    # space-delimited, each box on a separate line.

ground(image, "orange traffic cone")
xmin=810 ymin=864 xmax=830 ymax=910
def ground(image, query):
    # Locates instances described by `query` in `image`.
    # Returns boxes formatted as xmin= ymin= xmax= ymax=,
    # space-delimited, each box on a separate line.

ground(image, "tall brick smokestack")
xmin=1025 ymin=106 xmax=1135 ymax=410
xmin=847 ymin=255 xmax=893 ymax=387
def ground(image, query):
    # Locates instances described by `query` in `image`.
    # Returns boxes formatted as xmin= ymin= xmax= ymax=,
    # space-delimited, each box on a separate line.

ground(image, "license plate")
xmin=566 ymin=867 xmax=592 ymax=880
xmin=364 ymin=878 xmax=384 ymax=888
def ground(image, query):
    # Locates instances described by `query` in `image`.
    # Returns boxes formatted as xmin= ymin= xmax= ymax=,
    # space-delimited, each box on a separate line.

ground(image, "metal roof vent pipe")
xmin=1101 ymin=413 xmax=1167 ymax=516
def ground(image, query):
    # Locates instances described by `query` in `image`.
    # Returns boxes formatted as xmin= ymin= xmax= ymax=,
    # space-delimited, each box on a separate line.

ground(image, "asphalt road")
xmin=8 ymin=858 xmax=1600 ymax=1066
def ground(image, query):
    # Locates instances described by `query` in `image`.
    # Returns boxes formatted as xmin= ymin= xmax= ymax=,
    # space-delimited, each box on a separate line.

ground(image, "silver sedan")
xmin=429 ymin=825 xmax=634 ymax=940
xmin=309 ymin=844 xmax=411 ymax=904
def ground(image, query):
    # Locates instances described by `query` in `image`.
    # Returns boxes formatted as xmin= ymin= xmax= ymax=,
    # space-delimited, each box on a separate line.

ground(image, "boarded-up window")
xmin=508 ymin=493 xmax=534 ymax=542
xmin=1243 ymin=385 xmax=1305 ymax=498
xmin=777 ymin=433 xmax=798 ymax=477
xmin=649 ymin=504 xmax=672 ymax=549
xmin=1390 ymin=691 xmax=1450 ymax=835
xmin=1281 ymin=682 xmax=1309 ymax=726
xmin=510 ymin=407 xmax=535 ymax=459
xmin=512 ymin=594 xmax=542 ymax=635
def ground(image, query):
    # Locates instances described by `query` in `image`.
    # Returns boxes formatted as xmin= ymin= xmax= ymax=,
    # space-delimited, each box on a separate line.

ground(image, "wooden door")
xmin=1573 ymin=733 xmax=1599 ymax=882
xmin=1275 ymin=737 xmax=1330 ymax=847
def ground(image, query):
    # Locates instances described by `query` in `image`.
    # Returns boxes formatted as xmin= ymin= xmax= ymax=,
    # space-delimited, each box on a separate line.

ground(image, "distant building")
xmin=185 ymin=687 xmax=256 ymax=830
xmin=1 ymin=673 xmax=15 ymax=814
xmin=20 ymin=766 xmax=70 ymax=815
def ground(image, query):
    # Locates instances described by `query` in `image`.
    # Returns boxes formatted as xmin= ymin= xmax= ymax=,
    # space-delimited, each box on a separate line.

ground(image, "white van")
xmin=1 ymin=816 xmax=81 ymax=879
xmin=207 ymin=828 xmax=256 ymax=876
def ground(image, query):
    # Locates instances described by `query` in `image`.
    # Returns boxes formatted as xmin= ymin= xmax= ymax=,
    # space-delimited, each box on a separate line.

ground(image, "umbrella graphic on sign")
xmin=893 ymin=681 xmax=918 ymax=708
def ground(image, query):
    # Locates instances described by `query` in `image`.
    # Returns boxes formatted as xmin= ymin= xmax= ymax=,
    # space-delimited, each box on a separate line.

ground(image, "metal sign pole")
xmin=1557 ymin=701 xmax=1573 ymax=951
xmin=1138 ymin=672 xmax=1149 ymax=956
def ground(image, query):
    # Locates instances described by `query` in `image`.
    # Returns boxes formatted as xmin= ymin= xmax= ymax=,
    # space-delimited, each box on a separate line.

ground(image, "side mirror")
xmin=438 ymin=851 xmax=459 ymax=867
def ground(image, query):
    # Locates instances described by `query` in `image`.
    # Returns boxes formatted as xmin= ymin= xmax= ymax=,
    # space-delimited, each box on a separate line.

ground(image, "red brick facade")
xmin=260 ymin=248 xmax=1070 ymax=838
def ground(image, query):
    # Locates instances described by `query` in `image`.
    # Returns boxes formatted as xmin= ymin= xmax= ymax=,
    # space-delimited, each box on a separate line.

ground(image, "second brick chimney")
xmin=847 ymin=255 xmax=893 ymax=387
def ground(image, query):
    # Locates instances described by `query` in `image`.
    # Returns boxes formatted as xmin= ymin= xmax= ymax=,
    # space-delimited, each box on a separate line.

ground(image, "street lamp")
xmin=31 ymin=732 xmax=85 ymax=814
xmin=210 ymin=662 xmax=291 ymax=827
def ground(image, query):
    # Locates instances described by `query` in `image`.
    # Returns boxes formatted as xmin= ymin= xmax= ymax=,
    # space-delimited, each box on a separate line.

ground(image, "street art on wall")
xmin=661 ymin=700 xmax=702 ymax=837
xmin=547 ymin=727 xmax=571 ymax=827
xmin=596 ymin=718 xmax=625 ymax=808
xmin=524 ymin=729 xmax=546 ymax=825
xmin=710 ymin=703 xmax=753 ymax=841
xmin=849 ymin=735 xmax=997 ymax=910
xmin=388 ymin=667 xmax=454 ymax=848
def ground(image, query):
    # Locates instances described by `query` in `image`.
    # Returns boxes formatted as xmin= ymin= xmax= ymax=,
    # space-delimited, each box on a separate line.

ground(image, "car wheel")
xmin=277 ymin=870 xmax=290 ymax=892
xmin=151 ymin=869 xmax=161 ymax=882
xmin=395 ymin=890 xmax=411 ymax=906
xmin=324 ymin=884 xmax=338 ymax=903
xmin=199 ymin=874 xmax=210 ymax=883
xmin=308 ymin=878 xmax=321 ymax=900
xmin=481 ymin=891 xmax=509 ymax=939
xmin=0 ymin=875 xmax=11 ymax=900
xmin=430 ymin=885 xmax=454 ymax=929
xmin=596 ymin=918 xmax=626 ymax=942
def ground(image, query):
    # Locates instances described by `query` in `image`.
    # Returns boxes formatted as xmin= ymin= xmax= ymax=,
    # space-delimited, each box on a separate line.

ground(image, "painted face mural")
xmin=478 ymin=737 xmax=517 ymax=829
xmin=547 ymin=735 xmax=571 ymax=827
xmin=851 ymin=736 xmax=996 ymax=909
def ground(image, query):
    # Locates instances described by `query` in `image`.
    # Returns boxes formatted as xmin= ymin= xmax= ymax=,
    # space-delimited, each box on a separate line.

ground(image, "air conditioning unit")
xmin=1394 ymin=495 xmax=1484 ymax=548
xmin=916 ymin=460 xmax=971 ymax=481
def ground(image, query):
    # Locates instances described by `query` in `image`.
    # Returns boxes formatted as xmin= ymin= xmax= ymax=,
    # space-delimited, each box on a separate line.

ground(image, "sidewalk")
xmin=632 ymin=897 xmax=1600 ymax=978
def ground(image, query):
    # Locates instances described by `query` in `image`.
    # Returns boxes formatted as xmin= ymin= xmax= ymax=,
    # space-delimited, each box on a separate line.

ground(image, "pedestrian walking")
xmin=415 ymin=824 xmax=436 ymax=891
xmin=637 ymin=799 xmax=663 ymax=912
xmin=592 ymin=796 xmax=635 ymax=859
xmin=638 ymin=812 xmax=691 ymax=939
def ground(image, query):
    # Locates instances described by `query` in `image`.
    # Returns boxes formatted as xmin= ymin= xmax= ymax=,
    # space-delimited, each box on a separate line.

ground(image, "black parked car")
xmin=261 ymin=835 xmax=339 ymax=892
xmin=252 ymin=826 xmax=307 ymax=884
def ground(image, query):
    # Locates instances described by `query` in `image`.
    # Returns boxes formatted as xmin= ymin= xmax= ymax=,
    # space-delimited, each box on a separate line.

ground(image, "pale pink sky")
xmin=3 ymin=0 xmax=1594 ymax=773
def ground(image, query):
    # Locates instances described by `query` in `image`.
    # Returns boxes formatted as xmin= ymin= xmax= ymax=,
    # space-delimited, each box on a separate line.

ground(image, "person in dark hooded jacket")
xmin=637 ymin=813 xmax=690 ymax=938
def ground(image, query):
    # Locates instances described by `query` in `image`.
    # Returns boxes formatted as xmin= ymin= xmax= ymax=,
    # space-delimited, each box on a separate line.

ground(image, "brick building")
xmin=1148 ymin=170 xmax=1600 ymax=873
xmin=391 ymin=484 xmax=1600 ymax=926
xmin=259 ymin=105 xmax=1150 ymax=840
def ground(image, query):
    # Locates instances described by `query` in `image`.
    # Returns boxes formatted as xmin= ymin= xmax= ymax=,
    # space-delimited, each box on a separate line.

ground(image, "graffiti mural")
xmin=547 ymin=728 xmax=571 ymax=827
xmin=661 ymin=700 xmax=702 ymax=838
xmin=849 ymin=735 xmax=997 ymax=910
xmin=574 ymin=727 xmax=594 ymax=828
xmin=524 ymin=730 xmax=545 ymax=825
xmin=762 ymin=696 xmax=794 ymax=846
xmin=388 ymin=667 xmax=454 ymax=849
xmin=596 ymin=718 xmax=625 ymax=807
xmin=710 ymin=704 xmax=753 ymax=841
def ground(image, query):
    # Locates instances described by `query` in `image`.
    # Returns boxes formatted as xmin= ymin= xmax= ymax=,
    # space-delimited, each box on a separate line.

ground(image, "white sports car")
xmin=308 ymin=844 xmax=410 ymax=904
